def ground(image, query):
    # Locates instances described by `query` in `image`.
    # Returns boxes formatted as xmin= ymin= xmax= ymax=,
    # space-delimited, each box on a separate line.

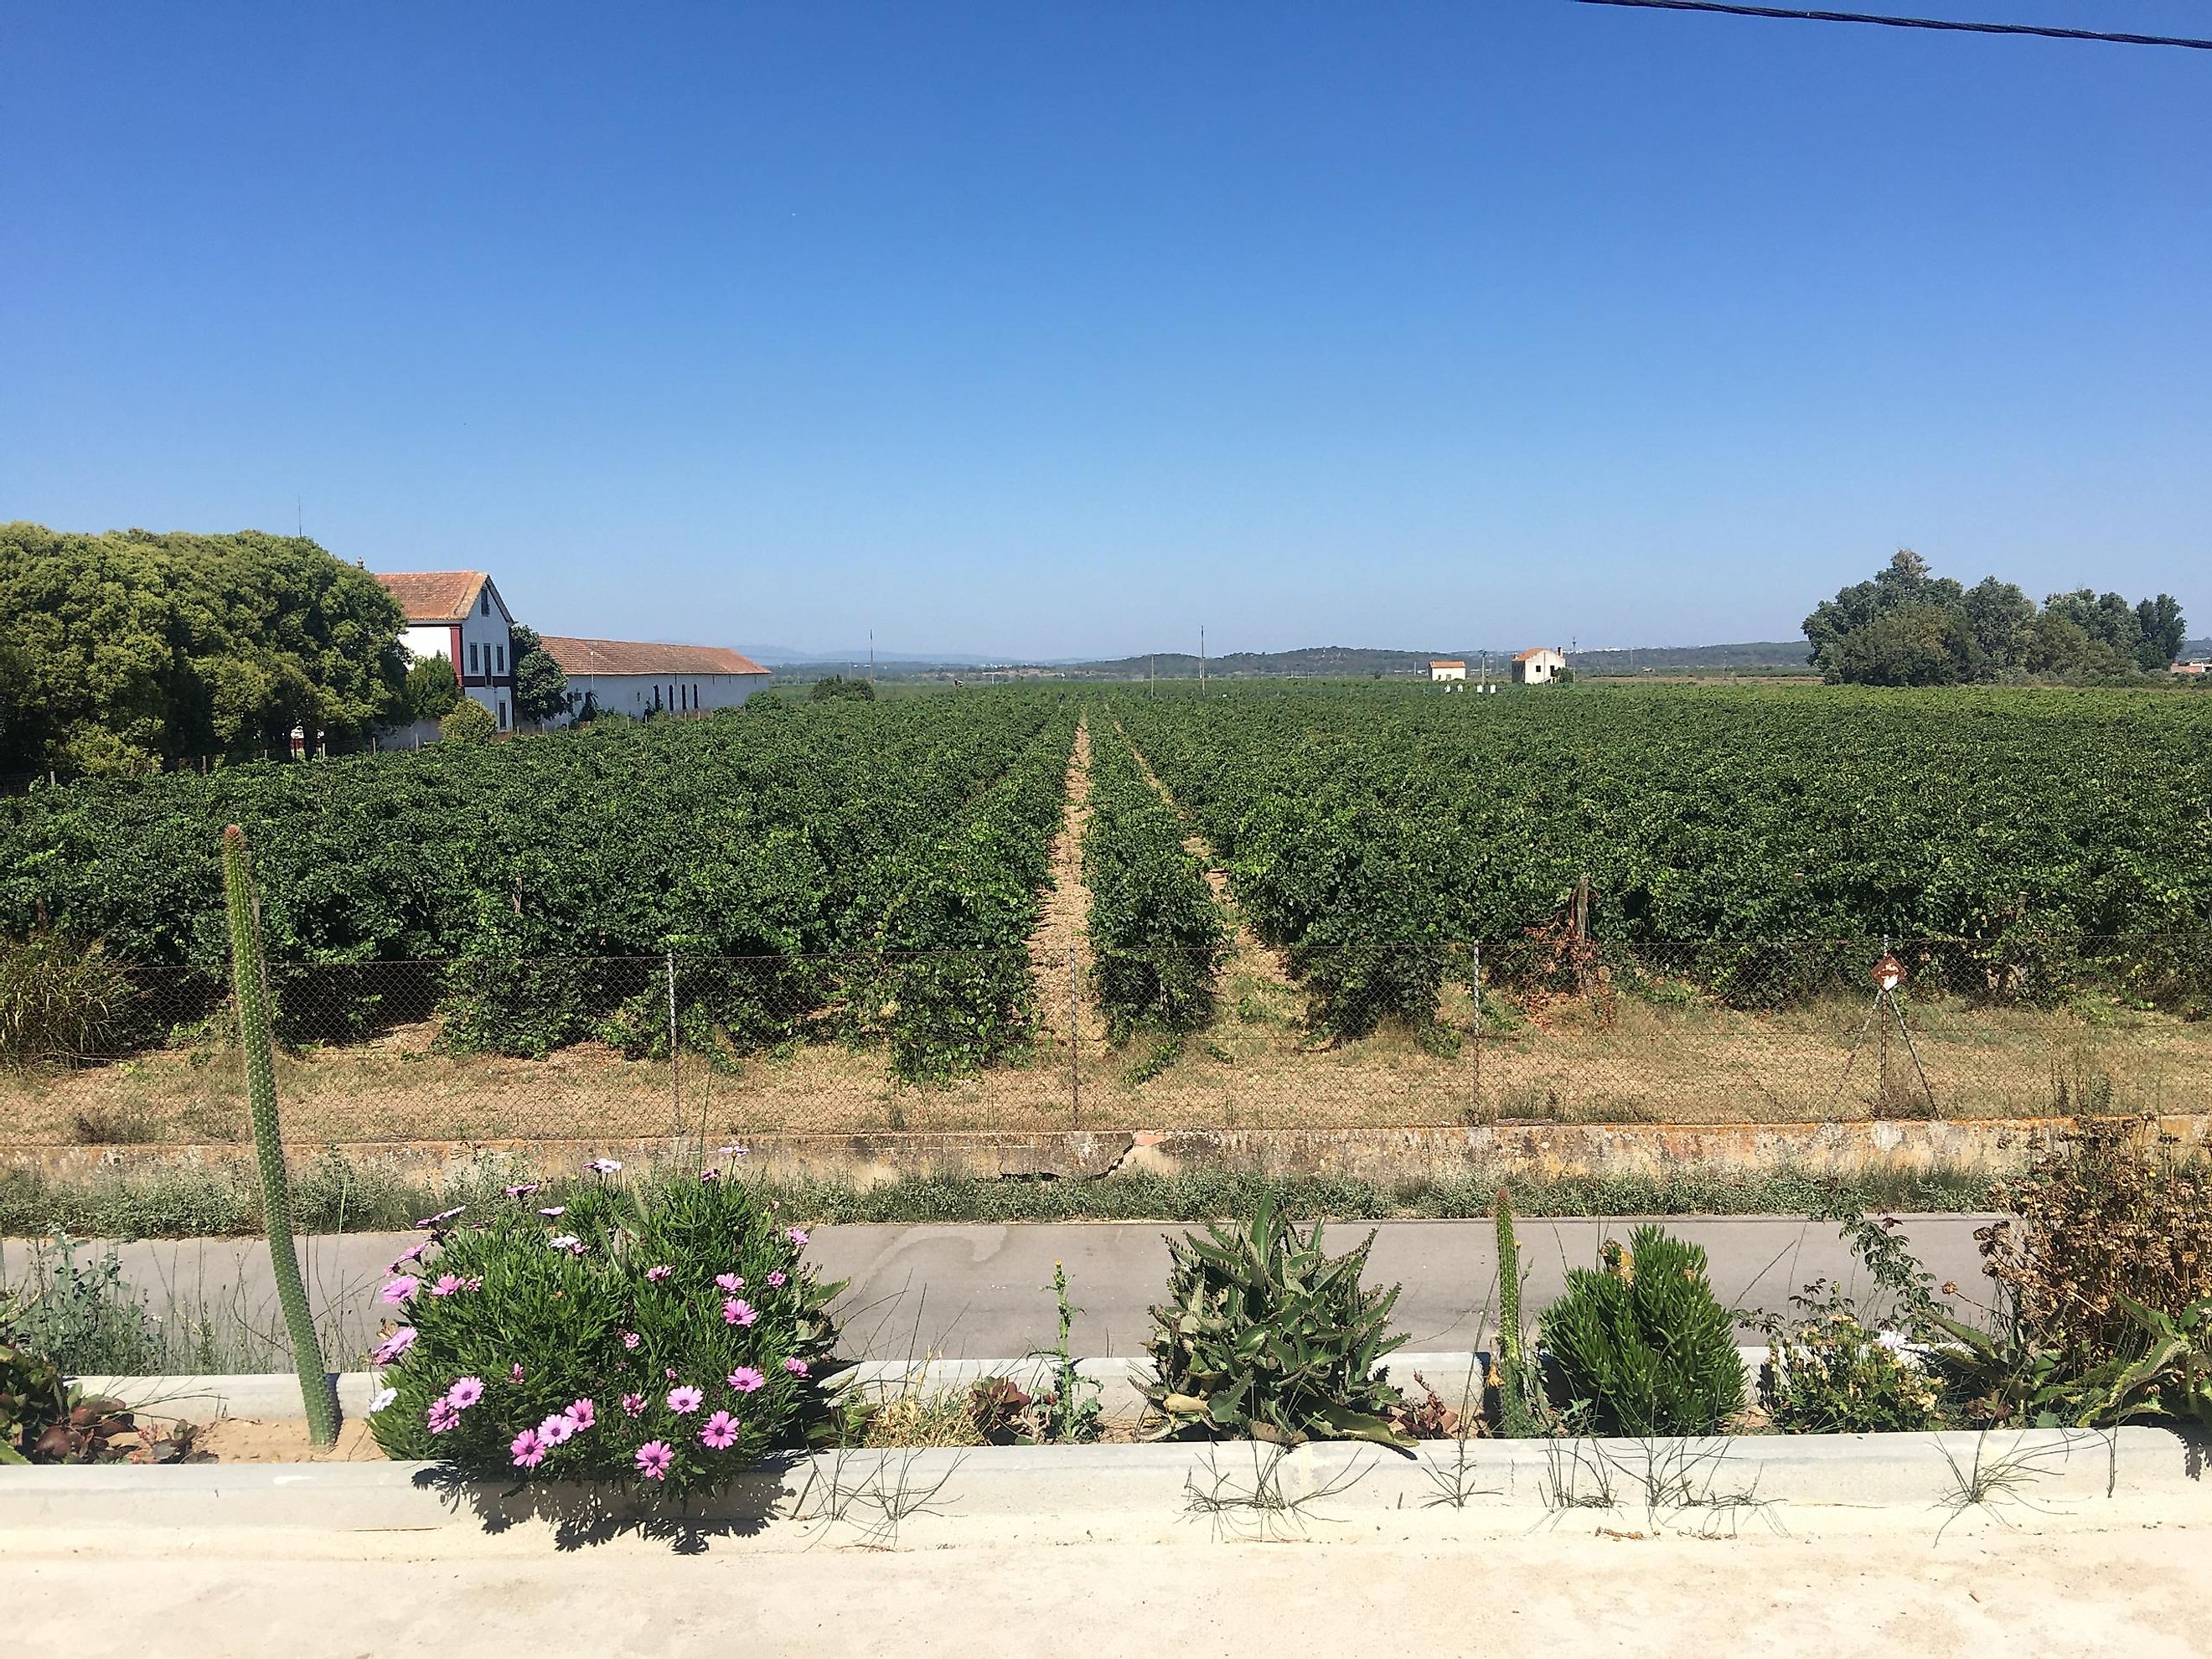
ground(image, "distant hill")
xmin=1050 ymin=642 xmax=1817 ymax=680
xmin=760 ymin=640 xmax=1828 ymax=683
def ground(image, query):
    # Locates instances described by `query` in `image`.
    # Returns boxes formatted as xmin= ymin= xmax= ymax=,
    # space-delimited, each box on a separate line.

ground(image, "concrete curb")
xmin=59 ymin=1350 xmax=1822 ymax=1427
xmin=1 ymin=1429 xmax=2199 ymax=1538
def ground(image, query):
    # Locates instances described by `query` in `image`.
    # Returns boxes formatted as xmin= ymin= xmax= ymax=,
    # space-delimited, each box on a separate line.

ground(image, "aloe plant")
xmin=1143 ymin=1196 xmax=1409 ymax=1448
xmin=1539 ymin=1224 xmax=1744 ymax=1436
xmin=222 ymin=824 xmax=338 ymax=1445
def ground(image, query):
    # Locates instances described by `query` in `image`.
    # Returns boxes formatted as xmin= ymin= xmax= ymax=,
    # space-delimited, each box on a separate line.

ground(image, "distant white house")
xmin=375 ymin=571 xmax=516 ymax=732
xmin=1429 ymin=659 xmax=1466 ymax=682
xmin=1512 ymin=647 xmax=1566 ymax=685
xmin=542 ymin=637 xmax=772 ymax=724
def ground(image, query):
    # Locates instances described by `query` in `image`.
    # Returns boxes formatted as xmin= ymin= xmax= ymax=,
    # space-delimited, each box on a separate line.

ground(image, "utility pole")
xmin=1199 ymin=625 xmax=1207 ymax=693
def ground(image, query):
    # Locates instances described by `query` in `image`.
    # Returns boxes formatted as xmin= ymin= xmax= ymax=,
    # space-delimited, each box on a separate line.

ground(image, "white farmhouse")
xmin=542 ymin=637 xmax=772 ymax=723
xmin=1428 ymin=659 xmax=1466 ymax=682
xmin=375 ymin=571 xmax=516 ymax=731
xmin=1512 ymin=647 xmax=1566 ymax=685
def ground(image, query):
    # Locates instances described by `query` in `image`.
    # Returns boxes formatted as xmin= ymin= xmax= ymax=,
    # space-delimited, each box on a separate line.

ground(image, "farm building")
xmin=541 ymin=636 xmax=772 ymax=723
xmin=1512 ymin=647 xmax=1566 ymax=685
xmin=1428 ymin=659 xmax=1466 ymax=682
xmin=374 ymin=570 xmax=516 ymax=731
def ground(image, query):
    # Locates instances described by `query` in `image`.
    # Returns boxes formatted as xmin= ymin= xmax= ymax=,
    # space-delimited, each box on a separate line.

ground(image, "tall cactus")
xmin=222 ymin=824 xmax=339 ymax=1445
xmin=1493 ymin=1186 xmax=1539 ymax=1438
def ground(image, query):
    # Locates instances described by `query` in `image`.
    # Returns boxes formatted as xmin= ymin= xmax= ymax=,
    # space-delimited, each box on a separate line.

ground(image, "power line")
xmin=1570 ymin=0 xmax=2212 ymax=50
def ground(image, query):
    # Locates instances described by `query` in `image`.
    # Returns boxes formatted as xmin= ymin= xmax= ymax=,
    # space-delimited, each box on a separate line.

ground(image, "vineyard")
xmin=3 ymin=682 xmax=2210 ymax=1140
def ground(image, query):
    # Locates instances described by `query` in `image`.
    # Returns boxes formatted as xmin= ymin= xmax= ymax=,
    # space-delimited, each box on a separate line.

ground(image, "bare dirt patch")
xmin=189 ymin=1417 xmax=389 ymax=1462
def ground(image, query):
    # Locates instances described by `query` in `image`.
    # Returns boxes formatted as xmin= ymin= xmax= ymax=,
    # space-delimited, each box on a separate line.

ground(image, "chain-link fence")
xmin=5 ymin=938 xmax=2209 ymax=1145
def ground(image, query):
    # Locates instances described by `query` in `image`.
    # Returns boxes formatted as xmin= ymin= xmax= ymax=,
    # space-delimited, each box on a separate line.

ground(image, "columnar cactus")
xmin=1492 ymin=1187 xmax=1539 ymax=1438
xmin=222 ymin=824 xmax=339 ymax=1445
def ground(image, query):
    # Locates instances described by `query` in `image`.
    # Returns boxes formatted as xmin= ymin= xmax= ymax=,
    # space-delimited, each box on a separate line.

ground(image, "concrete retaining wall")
xmin=15 ymin=1114 xmax=2206 ymax=1189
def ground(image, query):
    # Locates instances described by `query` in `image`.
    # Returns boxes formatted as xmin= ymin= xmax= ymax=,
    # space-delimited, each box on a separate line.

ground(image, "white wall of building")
xmin=397 ymin=591 xmax=514 ymax=731
xmin=560 ymin=672 xmax=767 ymax=724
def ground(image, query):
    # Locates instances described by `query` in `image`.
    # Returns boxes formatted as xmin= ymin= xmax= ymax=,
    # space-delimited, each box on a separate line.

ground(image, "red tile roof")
xmin=374 ymin=571 xmax=488 ymax=623
xmin=540 ymin=636 xmax=769 ymax=677
xmin=1512 ymin=647 xmax=1560 ymax=661
xmin=1429 ymin=659 xmax=1465 ymax=668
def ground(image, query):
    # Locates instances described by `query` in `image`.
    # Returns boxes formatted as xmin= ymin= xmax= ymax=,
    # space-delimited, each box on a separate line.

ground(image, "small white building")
xmin=375 ymin=570 xmax=516 ymax=731
xmin=542 ymin=637 xmax=772 ymax=723
xmin=1512 ymin=647 xmax=1567 ymax=685
xmin=1429 ymin=659 xmax=1466 ymax=682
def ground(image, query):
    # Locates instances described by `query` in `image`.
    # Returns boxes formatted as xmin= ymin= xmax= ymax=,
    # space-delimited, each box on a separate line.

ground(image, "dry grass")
xmin=3 ymin=982 xmax=2206 ymax=1145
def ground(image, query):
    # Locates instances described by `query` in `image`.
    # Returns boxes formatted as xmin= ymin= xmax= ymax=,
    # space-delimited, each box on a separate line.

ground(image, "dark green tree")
xmin=2135 ymin=595 xmax=2188 ymax=670
xmin=0 ymin=522 xmax=408 ymax=775
xmin=1827 ymin=604 xmax=1977 ymax=687
xmin=810 ymin=674 xmax=875 ymax=702
xmin=401 ymin=654 xmax=462 ymax=723
xmin=1961 ymin=576 xmax=2035 ymax=673
xmin=507 ymin=624 xmax=571 ymax=727
xmin=1803 ymin=550 xmax=1970 ymax=680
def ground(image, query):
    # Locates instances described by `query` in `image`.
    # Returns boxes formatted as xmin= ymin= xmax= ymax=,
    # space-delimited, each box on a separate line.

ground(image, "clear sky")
xmin=3 ymin=3 xmax=2207 ymax=659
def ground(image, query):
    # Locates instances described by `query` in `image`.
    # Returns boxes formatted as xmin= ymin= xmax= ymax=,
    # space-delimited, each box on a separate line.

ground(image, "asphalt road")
xmin=3 ymin=1214 xmax=1997 ymax=1367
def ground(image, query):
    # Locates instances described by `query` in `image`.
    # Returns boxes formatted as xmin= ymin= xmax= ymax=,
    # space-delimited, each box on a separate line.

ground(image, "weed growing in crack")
xmin=789 ymin=1445 xmax=964 ymax=1549
xmin=1933 ymin=1430 xmax=2077 ymax=1540
xmin=1182 ymin=1442 xmax=1377 ymax=1540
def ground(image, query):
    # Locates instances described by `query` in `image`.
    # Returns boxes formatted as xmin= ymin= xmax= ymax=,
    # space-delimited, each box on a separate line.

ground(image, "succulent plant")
xmin=1539 ymin=1223 xmax=1745 ymax=1436
xmin=1144 ymin=1196 xmax=1410 ymax=1449
xmin=222 ymin=824 xmax=339 ymax=1446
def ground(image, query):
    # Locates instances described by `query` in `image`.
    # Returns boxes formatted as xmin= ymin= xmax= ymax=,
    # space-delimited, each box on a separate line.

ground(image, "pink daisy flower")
xmin=538 ymin=1206 xmax=566 ymax=1217
xmin=783 ymin=1358 xmax=809 ymax=1377
xmin=510 ymin=1363 xmax=525 ymax=1383
xmin=766 ymin=1271 xmax=786 ymax=1288
xmin=510 ymin=1428 xmax=548 ymax=1468
xmin=414 ymin=1206 xmax=466 ymax=1230
xmin=503 ymin=1182 xmax=540 ymax=1198
xmin=700 ymin=1168 xmax=721 ymax=1183
xmin=445 ymin=1377 xmax=484 ymax=1410
xmin=426 ymin=1399 xmax=460 ymax=1434
xmin=370 ymin=1327 xmax=416 ymax=1365
xmin=586 ymin=1158 xmax=623 ymax=1175
xmin=698 ymin=1411 xmax=739 ymax=1450
xmin=785 ymin=1227 xmax=809 ymax=1248
xmin=565 ymin=1398 xmax=597 ymax=1432
xmin=726 ymin=1367 xmax=766 ymax=1394
xmin=722 ymin=1298 xmax=757 ymax=1328
xmin=645 ymin=1265 xmax=674 ymax=1283
xmin=633 ymin=1440 xmax=674 ymax=1481
xmin=621 ymin=1393 xmax=646 ymax=1418
xmin=429 ymin=1274 xmax=464 ymax=1297
xmin=621 ymin=1331 xmax=641 ymax=1350
xmin=666 ymin=1385 xmax=704 ymax=1414
xmin=388 ymin=1243 xmax=431 ymax=1271
xmin=380 ymin=1276 xmax=419 ymax=1305
xmin=537 ymin=1413 xmax=576 ymax=1447
xmin=715 ymin=1273 xmax=743 ymax=1292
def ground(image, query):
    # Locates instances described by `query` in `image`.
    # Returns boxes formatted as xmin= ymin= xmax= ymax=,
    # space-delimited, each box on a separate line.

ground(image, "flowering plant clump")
xmin=369 ymin=1164 xmax=846 ymax=1498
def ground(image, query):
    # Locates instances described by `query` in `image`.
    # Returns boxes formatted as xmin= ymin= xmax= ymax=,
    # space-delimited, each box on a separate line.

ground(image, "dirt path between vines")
xmin=1117 ymin=724 xmax=1295 ymax=994
xmin=1026 ymin=719 xmax=1105 ymax=1044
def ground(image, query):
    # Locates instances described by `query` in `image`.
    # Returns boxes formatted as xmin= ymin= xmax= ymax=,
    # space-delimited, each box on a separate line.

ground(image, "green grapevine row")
xmin=1114 ymin=684 xmax=2212 ymax=1031
xmin=1078 ymin=719 xmax=1228 ymax=1043
xmin=0 ymin=693 xmax=1078 ymax=1076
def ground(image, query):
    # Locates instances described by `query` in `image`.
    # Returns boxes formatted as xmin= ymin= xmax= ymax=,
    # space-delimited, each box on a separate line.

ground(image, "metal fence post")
xmin=1470 ymin=941 xmax=1484 ymax=1125
xmin=1067 ymin=944 xmax=1081 ymax=1129
xmin=667 ymin=948 xmax=681 ymax=1139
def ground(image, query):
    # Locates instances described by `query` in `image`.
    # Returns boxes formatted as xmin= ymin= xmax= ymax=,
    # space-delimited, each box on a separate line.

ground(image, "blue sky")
xmin=3 ymin=3 xmax=2207 ymax=659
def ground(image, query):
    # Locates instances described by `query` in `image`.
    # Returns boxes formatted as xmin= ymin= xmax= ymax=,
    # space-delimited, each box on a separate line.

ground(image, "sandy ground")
xmin=2 ymin=1520 xmax=2207 ymax=1657
xmin=189 ymin=1418 xmax=387 ymax=1461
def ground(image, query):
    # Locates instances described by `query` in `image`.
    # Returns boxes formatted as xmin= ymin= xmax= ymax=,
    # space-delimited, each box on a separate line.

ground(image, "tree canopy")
xmin=1804 ymin=551 xmax=2186 ymax=685
xmin=508 ymin=623 xmax=570 ymax=726
xmin=0 ymin=523 xmax=410 ymax=777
